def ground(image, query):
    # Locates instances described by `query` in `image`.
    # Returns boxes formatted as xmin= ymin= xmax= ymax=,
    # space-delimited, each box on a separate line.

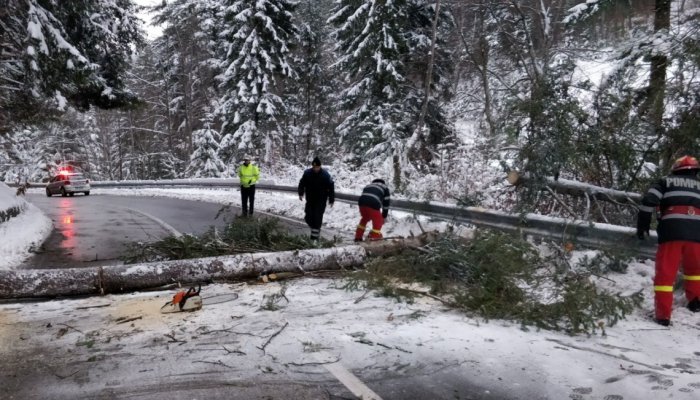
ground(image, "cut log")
xmin=0 ymin=246 xmax=368 ymax=299
xmin=0 ymin=267 xmax=101 ymax=298
xmin=0 ymin=238 xmax=444 ymax=299
xmin=506 ymin=171 xmax=521 ymax=186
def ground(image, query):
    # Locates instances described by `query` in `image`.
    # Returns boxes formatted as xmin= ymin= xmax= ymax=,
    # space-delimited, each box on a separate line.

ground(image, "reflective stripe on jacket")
xmin=358 ymin=183 xmax=391 ymax=211
xmin=638 ymin=172 xmax=700 ymax=243
xmin=238 ymin=164 xmax=260 ymax=188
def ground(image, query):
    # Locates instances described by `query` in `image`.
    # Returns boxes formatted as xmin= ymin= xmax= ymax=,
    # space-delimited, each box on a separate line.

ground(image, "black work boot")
xmin=688 ymin=297 xmax=700 ymax=313
xmin=655 ymin=318 xmax=671 ymax=327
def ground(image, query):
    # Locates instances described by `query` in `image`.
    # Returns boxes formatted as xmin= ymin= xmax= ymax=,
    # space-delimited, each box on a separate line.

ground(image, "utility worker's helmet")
xmin=671 ymin=155 xmax=700 ymax=172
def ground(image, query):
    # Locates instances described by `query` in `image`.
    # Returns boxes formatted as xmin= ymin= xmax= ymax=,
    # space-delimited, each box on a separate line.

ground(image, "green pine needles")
xmin=348 ymin=230 xmax=643 ymax=335
xmin=124 ymin=217 xmax=333 ymax=263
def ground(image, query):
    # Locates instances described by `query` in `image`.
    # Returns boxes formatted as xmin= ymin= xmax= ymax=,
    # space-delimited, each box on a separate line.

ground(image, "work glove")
xmin=636 ymin=212 xmax=651 ymax=240
xmin=382 ymin=210 xmax=388 ymax=219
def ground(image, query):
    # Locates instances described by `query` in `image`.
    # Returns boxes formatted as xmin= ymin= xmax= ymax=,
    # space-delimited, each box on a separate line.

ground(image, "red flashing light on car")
xmin=57 ymin=165 xmax=74 ymax=174
xmin=46 ymin=170 xmax=91 ymax=197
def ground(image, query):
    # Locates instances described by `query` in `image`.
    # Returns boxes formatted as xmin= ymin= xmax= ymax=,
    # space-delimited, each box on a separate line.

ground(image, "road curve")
xmin=21 ymin=193 xmax=242 ymax=269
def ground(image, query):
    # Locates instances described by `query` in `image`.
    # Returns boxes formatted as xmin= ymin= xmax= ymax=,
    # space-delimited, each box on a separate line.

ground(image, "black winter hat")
xmin=372 ymin=178 xmax=386 ymax=184
xmin=312 ymin=157 xmax=322 ymax=166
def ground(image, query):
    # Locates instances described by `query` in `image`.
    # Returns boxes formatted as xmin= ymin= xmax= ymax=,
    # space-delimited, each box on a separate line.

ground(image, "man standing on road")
xmin=237 ymin=154 xmax=260 ymax=217
xmin=354 ymin=178 xmax=391 ymax=242
xmin=298 ymin=157 xmax=334 ymax=241
xmin=637 ymin=155 xmax=700 ymax=326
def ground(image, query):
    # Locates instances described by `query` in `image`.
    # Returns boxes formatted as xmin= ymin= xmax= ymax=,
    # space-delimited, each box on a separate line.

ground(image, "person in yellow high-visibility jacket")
xmin=237 ymin=154 xmax=260 ymax=216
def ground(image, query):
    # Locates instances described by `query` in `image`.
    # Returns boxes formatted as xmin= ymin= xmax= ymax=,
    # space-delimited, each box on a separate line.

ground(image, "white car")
xmin=46 ymin=172 xmax=91 ymax=197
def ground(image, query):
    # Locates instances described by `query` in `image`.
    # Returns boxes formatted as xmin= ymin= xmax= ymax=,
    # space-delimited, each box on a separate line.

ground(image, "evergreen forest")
xmin=1 ymin=0 xmax=698 ymax=210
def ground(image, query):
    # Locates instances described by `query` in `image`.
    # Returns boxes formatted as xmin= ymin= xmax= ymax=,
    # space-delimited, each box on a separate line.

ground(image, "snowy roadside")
xmin=0 ymin=183 xmax=52 ymax=270
xmin=1 ymin=187 xmax=699 ymax=399
xmin=0 ymin=202 xmax=52 ymax=269
xmin=0 ymin=181 xmax=466 ymax=271
xmin=1 ymin=275 xmax=699 ymax=400
xmin=0 ymin=182 xmax=26 ymax=216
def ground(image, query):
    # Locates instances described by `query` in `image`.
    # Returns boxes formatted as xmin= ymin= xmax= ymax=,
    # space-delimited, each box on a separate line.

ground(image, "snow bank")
xmin=0 ymin=184 xmax=52 ymax=269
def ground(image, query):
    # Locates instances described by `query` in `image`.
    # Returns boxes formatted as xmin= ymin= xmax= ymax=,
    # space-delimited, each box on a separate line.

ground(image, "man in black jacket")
xmin=638 ymin=155 xmax=700 ymax=326
xmin=354 ymin=179 xmax=391 ymax=241
xmin=298 ymin=157 xmax=335 ymax=240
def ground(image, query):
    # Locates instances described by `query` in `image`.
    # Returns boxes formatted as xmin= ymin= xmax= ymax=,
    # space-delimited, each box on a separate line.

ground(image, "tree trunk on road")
xmin=0 ymin=238 xmax=437 ymax=299
xmin=0 ymin=246 xmax=367 ymax=299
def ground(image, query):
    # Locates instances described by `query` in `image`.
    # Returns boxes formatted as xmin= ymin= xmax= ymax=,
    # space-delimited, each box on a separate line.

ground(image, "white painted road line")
xmin=292 ymin=328 xmax=383 ymax=399
xmin=324 ymin=361 xmax=383 ymax=400
xmin=125 ymin=207 xmax=183 ymax=237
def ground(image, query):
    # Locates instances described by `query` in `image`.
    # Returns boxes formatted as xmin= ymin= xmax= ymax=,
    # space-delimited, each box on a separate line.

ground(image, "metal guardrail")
xmin=22 ymin=178 xmax=657 ymax=259
xmin=387 ymin=199 xmax=657 ymax=259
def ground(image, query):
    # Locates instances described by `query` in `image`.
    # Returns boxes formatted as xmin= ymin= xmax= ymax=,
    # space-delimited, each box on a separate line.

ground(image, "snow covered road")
xmin=1 ymin=278 xmax=699 ymax=400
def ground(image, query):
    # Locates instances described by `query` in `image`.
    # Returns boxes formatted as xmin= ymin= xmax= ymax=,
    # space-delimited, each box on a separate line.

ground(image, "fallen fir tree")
xmin=0 ymin=213 xmax=436 ymax=299
xmin=344 ymin=229 xmax=644 ymax=335
xmin=1 ymin=214 xmax=642 ymax=335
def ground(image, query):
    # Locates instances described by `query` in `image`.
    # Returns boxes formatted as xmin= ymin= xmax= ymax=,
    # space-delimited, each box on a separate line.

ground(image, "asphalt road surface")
xmin=10 ymin=194 xmax=529 ymax=400
xmin=21 ymin=193 xmax=309 ymax=269
xmin=0 ymin=281 xmax=531 ymax=400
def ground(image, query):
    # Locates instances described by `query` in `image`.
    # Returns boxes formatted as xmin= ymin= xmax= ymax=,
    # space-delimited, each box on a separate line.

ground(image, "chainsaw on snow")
xmin=160 ymin=285 xmax=203 ymax=313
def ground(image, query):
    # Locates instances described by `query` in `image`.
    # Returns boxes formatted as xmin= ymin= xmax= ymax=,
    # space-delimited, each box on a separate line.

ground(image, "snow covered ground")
xmin=0 ymin=181 xmax=699 ymax=399
xmin=2 ymin=266 xmax=700 ymax=399
xmin=0 ymin=183 xmax=52 ymax=269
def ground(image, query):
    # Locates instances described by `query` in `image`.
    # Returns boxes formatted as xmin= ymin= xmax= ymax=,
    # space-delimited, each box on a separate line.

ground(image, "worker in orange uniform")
xmin=354 ymin=179 xmax=391 ymax=241
xmin=637 ymin=155 xmax=700 ymax=326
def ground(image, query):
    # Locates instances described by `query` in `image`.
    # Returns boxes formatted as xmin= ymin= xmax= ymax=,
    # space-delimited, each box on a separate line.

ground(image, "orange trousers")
xmin=355 ymin=206 xmax=384 ymax=241
xmin=654 ymin=241 xmax=700 ymax=320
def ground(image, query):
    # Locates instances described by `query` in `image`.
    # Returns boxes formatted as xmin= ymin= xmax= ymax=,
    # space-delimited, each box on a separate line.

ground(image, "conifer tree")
xmin=188 ymin=119 xmax=226 ymax=178
xmin=404 ymin=0 xmax=453 ymax=165
xmin=285 ymin=0 xmax=337 ymax=161
xmin=217 ymin=0 xmax=297 ymax=164
xmin=329 ymin=0 xmax=452 ymax=187
xmin=329 ymin=0 xmax=413 ymax=186
xmin=152 ymin=0 xmax=224 ymax=161
xmin=0 ymin=0 xmax=143 ymax=133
